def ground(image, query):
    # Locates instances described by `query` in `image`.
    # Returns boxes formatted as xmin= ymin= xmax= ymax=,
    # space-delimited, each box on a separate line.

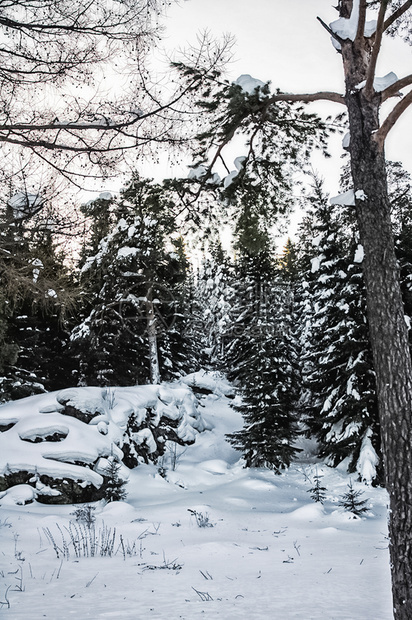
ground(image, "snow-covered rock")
xmin=0 ymin=381 xmax=207 ymax=503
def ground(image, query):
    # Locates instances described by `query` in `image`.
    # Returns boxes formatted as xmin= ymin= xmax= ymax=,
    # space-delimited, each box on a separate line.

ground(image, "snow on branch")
xmin=381 ymin=74 xmax=412 ymax=102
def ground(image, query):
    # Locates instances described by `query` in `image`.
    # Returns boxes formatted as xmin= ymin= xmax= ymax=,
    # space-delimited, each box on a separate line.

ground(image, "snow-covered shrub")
xmin=0 ymin=381 xmax=206 ymax=504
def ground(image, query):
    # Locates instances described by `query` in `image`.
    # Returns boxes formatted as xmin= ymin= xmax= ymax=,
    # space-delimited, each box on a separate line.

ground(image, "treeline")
xmin=1 ymin=164 xmax=412 ymax=485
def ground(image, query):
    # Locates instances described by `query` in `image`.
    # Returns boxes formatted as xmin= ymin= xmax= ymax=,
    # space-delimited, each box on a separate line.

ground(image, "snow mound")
xmin=0 ymin=381 xmax=207 ymax=503
xmin=0 ymin=484 xmax=37 ymax=506
xmin=180 ymin=370 xmax=235 ymax=398
xmin=288 ymin=503 xmax=325 ymax=521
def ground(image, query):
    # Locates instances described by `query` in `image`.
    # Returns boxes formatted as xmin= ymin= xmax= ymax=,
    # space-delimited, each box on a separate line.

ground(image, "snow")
xmin=188 ymin=164 xmax=208 ymax=180
xmin=329 ymin=0 xmax=377 ymax=50
xmin=0 ymin=383 xmax=205 ymax=494
xmin=311 ymin=254 xmax=325 ymax=273
xmin=0 ymin=387 xmax=392 ymax=619
xmin=354 ymin=244 xmax=364 ymax=264
xmin=357 ymin=429 xmax=380 ymax=484
xmin=117 ymin=246 xmax=140 ymax=259
xmin=330 ymin=189 xmax=355 ymax=206
xmin=223 ymin=170 xmax=239 ymax=188
xmin=234 ymin=74 xmax=265 ymax=94
xmin=342 ymin=132 xmax=350 ymax=149
xmin=355 ymin=72 xmax=398 ymax=93
xmin=355 ymin=189 xmax=367 ymax=201
xmin=222 ymin=156 xmax=247 ymax=189
xmin=7 ymin=192 xmax=44 ymax=219
xmin=99 ymin=192 xmax=112 ymax=201
xmin=30 ymin=258 xmax=43 ymax=283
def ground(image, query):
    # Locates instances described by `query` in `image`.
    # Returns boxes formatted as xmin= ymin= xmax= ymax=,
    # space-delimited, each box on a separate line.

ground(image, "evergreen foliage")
xmin=194 ymin=238 xmax=234 ymax=367
xmin=226 ymin=209 xmax=300 ymax=471
xmin=338 ymin=480 xmax=369 ymax=517
xmin=71 ymin=174 xmax=198 ymax=386
xmin=0 ymin=196 xmax=77 ymax=401
xmin=102 ymin=457 xmax=128 ymax=503
xmin=308 ymin=470 xmax=327 ymax=504
xmin=296 ymin=177 xmax=381 ymax=484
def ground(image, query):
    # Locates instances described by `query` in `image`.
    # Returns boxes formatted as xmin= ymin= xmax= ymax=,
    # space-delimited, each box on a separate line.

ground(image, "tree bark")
xmin=340 ymin=3 xmax=412 ymax=615
xmin=146 ymin=286 xmax=161 ymax=385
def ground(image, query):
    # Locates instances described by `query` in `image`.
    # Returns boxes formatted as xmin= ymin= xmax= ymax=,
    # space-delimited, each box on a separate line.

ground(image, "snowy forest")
xmin=1 ymin=1 xmax=412 ymax=618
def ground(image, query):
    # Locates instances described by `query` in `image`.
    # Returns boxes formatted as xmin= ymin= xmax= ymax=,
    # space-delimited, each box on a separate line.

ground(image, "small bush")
xmin=188 ymin=509 xmax=214 ymax=528
xmin=339 ymin=480 xmax=369 ymax=516
xmin=308 ymin=471 xmax=327 ymax=504
xmin=70 ymin=504 xmax=96 ymax=528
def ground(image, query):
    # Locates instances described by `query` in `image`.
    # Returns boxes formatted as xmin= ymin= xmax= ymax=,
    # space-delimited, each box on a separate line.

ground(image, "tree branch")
xmin=355 ymin=0 xmax=368 ymax=41
xmin=381 ymin=75 xmax=412 ymax=102
xmin=268 ymin=91 xmax=345 ymax=106
xmin=383 ymin=0 xmax=412 ymax=31
xmin=364 ymin=0 xmax=388 ymax=99
xmin=317 ymin=16 xmax=345 ymax=47
xmin=374 ymin=89 xmax=412 ymax=148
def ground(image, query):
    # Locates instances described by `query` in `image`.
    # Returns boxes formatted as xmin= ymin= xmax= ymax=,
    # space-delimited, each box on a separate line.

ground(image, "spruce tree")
xmin=226 ymin=208 xmax=300 ymax=471
xmin=72 ymin=174 xmax=197 ymax=386
xmin=297 ymin=179 xmax=381 ymax=484
xmin=0 ymin=195 xmax=77 ymax=400
xmin=194 ymin=237 xmax=234 ymax=368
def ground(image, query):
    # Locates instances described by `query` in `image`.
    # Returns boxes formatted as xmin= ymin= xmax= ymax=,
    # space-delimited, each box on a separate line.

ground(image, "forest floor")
xmin=0 ymin=387 xmax=392 ymax=619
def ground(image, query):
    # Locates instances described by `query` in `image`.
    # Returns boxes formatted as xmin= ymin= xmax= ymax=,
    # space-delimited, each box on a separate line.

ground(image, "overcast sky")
xmin=162 ymin=0 xmax=412 ymax=191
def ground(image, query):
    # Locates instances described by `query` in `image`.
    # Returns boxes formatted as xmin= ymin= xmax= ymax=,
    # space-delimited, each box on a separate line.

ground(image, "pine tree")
xmin=102 ymin=457 xmax=128 ymax=503
xmin=194 ymin=237 xmax=234 ymax=367
xmin=307 ymin=470 xmax=327 ymax=504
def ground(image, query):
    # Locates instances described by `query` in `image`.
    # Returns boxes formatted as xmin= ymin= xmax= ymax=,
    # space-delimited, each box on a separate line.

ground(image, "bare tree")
xmin=0 ymin=1 xmax=229 ymax=192
xmin=176 ymin=1 xmax=412 ymax=615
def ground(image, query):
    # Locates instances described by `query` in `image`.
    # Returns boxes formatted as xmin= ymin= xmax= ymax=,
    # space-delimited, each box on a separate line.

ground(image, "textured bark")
xmin=339 ymin=1 xmax=412 ymax=616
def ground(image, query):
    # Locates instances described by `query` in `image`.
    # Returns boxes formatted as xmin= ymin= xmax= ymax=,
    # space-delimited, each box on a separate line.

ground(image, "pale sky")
xmin=154 ymin=0 xmax=412 ymax=243
xmin=162 ymin=0 xmax=411 ymax=187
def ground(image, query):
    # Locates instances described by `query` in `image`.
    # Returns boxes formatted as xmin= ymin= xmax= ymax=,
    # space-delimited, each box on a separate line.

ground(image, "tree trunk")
xmin=341 ymin=14 xmax=412 ymax=617
xmin=146 ymin=286 xmax=161 ymax=385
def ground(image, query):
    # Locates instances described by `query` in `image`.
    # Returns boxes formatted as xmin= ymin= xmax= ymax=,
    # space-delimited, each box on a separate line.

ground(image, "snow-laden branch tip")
xmin=354 ymin=244 xmax=364 ymax=264
xmin=234 ymin=74 xmax=266 ymax=95
xmin=188 ymin=164 xmax=208 ymax=181
xmin=222 ymin=156 xmax=247 ymax=189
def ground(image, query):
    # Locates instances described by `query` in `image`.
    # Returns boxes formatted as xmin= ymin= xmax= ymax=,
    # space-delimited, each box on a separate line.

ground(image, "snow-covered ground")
xmin=0 ymin=387 xmax=392 ymax=619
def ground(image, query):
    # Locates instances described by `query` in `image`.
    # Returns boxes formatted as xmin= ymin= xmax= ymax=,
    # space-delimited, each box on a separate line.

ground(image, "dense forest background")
xmin=2 ymin=162 xmax=411 ymax=488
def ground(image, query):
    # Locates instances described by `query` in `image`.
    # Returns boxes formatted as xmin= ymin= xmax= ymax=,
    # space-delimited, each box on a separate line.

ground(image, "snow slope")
xmin=0 ymin=387 xmax=392 ymax=619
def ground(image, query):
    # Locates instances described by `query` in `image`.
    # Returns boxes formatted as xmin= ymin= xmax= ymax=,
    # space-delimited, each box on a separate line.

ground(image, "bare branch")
xmin=355 ymin=0 xmax=368 ymax=41
xmin=268 ymin=91 xmax=345 ymax=106
xmin=317 ymin=16 xmax=345 ymax=47
xmin=383 ymin=0 xmax=412 ymax=31
xmin=381 ymin=74 xmax=412 ymax=102
xmin=364 ymin=0 xmax=388 ymax=99
xmin=374 ymin=89 xmax=412 ymax=148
